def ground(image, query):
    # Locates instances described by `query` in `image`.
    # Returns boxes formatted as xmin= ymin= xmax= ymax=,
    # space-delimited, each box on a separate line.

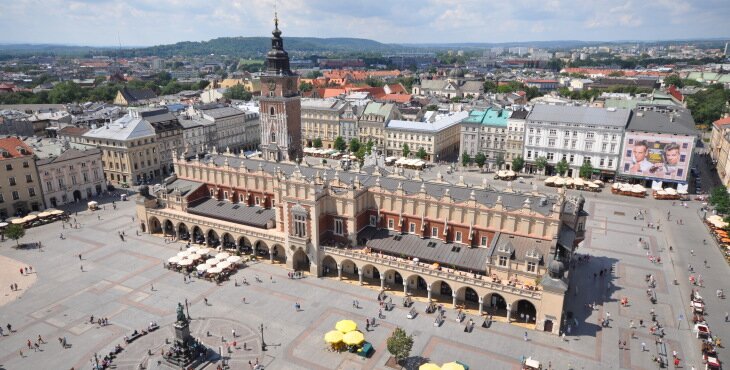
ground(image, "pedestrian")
xmin=150 ymin=284 xmax=154 ymax=291
xmin=38 ymin=334 xmax=43 ymax=343
xmin=523 ymin=331 xmax=528 ymax=341
xmin=27 ymin=339 xmax=32 ymax=349
xmin=622 ymin=340 xmax=626 ymax=349
xmin=232 ymin=329 xmax=236 ymax=338
xmin=33 ymin=342 xmax=39 ymax=351
xmin=241 ymin=297 xmax=246 ymax=304
xmin=630 ymin=320 xmax=635 ymax=328
xmin=725 ymin=312 xmax=728 ymax=322
xmin=80 ymin=265 xmax=83 ymax=272
xmin=639 ymin=319 xmax=644 ymax=327
xmin=641 ymin=342 xmax=646 ymax=351
xmin=78 ymin=254 xmax=82 ymax=260
xmin=204 ymin=298 xmax=209 ymax=305
xmin=561 ymin=332 xmax=566 ymax=341
xmin=618 ymin=340 xmax=622 ymax=349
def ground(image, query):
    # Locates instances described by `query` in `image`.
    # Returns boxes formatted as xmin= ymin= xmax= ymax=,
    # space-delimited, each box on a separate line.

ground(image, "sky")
xmin=1 ymin=0 xmax=728 ymax=46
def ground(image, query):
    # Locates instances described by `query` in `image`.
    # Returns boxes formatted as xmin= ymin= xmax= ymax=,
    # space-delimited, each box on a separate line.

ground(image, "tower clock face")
xmin=268 ymin=81 xmax=277 ymax=91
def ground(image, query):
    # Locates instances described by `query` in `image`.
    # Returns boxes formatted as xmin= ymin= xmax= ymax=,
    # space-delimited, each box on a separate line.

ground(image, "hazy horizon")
xmin=1 ymin=0 xmax=729 ymax=47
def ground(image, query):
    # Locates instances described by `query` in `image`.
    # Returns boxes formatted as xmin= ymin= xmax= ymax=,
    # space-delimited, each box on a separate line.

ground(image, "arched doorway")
xmin=222 ymin=233 xmax=235 ymax=250
xmin=431 ymin=280 xmax=453 ymax=304
xmin=140 ymin=222 xmax=146 ymax=233
xmin=238 ymin=236 xmax=252 ymax=254
xmin=148 ymin=217 xmax=162 ymax=234
xmin=192 ymin=226 xmax=204 ymax=244
xmin=163 ymin=220 xmax=175 ymax=237
xmin=177 ymin=223 xmax=189 ymax=241
xmin=73 ymin=190 xmax=82 ymax=202
xmin=206 ymin=230 xmax=220 ymax=247
xmin=292 ymin=249 xmax=310 ymax=272
xmin=407 ymin=275 xmax=429 ymax=299
xmin=254 ymin=241 xmax=269 ymax=258
xmin=321 ymin=256 xmax=337 ymax=277
xmin=382 ymin=270 xmax=403 ymax=291
xmin=272 ymin=244 xmax=286 ymax=264
xmin=50 ymin=197 xmax=57 ymax=208
xmin=340 ymin=259 xmax=358 ymax=280
xmin=485 ymin=293 xmax=508 ymax=317
xmin=361 ymin=264 xmax=380 ymax=285
xmin=458 ymin=286 xmax=480 ymax=310
xmin=544 ymin=320 xmax=554 ymax=332
xmin=513 ymin=299 xmax=537 ymax=324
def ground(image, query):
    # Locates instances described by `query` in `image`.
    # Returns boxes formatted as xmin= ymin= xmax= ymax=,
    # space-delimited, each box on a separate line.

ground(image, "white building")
xmin=385 ymin=111 xmax=468 ymax=162
xmin=523 ymin=105 xmax=631 ymax=179
xmin=186 ymin=105 xmax=260 ymax=153
xmin=36 ymin=148 xmax=105 ymax=208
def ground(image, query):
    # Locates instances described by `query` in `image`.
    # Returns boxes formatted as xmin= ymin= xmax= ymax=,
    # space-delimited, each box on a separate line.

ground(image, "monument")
xmin=163 ymin=303 xmax=207 ymax=367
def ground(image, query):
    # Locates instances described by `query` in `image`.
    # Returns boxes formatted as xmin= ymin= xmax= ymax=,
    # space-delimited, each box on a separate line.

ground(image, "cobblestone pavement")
xmin=0 ymin=182 xmax=728 ymax=370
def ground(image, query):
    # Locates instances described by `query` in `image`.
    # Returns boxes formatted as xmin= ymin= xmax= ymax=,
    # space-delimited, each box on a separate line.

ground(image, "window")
xmin=28 ymin=187 xmax=35 ymax=197
xmin=12 ymin=191 xmax=20 ymax=200
xmin=294 ymin=214 xmax=307 ymax=237
xmin=610 ymin=143 xmax=616 ymax=152
xmin=369 ymin=215 xmax=377 ymax=226
xmin=546 ymin=153 xmax=554 ymax=161
xmin=571 ymin=140 xmax=577 ymax=149
xmin=58 ymin=178 xmax=65 ymax=188
xmin=584 ymin=157 xmax=592 ymax=165
xmin=409 ymin=222 xmax=416 ymax=234
xmin=71 ymin=175 xmax=77 ymax=185
xmin=569 ymin=154 xmax=575 ymax=163
xmin=270 ymin=107 xmax=275 ymax=116
xmin=498 ymin=255 xmax=508 ymax=267
xmin=223 ymin=191 xmax=228 ymax=200
xmin=388 ymin=218 xmax=394 ymax=229
xmin=0 ymin=193 xmax=3 ymax=203
xmin=5 ymin=164 xmax=11 ymax=170
xmin=601 ymin=143 xmax=607 ymax=152
xmin=82 ymin=173 xmax=89 ymax=182
xmin=527 ymin=150 xmax=532 ymax=159
xmin=526 ymin=261 xmax=536 ymax=273
xmin=455 ymin=231 xmax=462 ymax=242
xmin=608 ymin=159 xmax=613 ymax=167
xmin=26 ymin=174 xmax=33 ymax=183
xmin=548 ymin=139 xmax=556 ymax=147
xmin=46 ymin=181 xmax=53 ymax=192
xmin=334 ymin=219 xmax=343 ymax=235
xmin=585 ymin=142 xmax=593 ymax=151
xmin=9 ymin=177 xmax=16 ymax=186
xmin=548 ymin=129 xmax=557 ymax=136
xmin=600 ymin=158 xmax=605 ymax=166
xmin=577 ymin=221 xmax=585 ymax=231
xmin=586 ymin=132 xmax=594 ymax=139
xmin=481 ymin=236 xmax=488 ymax=246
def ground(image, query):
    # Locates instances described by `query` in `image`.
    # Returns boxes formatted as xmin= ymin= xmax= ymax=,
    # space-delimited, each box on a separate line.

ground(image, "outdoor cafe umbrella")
xmin=722 ymin=238 xmax=730 ymax=243
xmin=11 ymin=218 xmax=25 ymax=225
xmin=226 ymin=256 xmax=242 ymax=264
xmin=187 ymin=246 xmax=200 ymax=253
xmin=177 ymin=250 xmax=192 ymax=258
xmin=50 ymin=210 xmax=64 ymax=215
xmin=0 ymin=222 xmax=8 ymax=228
xmin=217 ymin=261 xmax=232 ymax=270
xmin=441 ymin=362 xmax=465 ymax=370
xmin=206 ymin=266 xmax=223 ymax=274
xmin=419 ymin=364 xmax=441 ymax=370
xmin=324 ymin=330 xmax=343 ymax=344
xmin=178 ymin=259 xmax=194 ymax=266
xmin=38 ymin=211 xmax=52 ymax=218
xmin=215 ymin=252 xmax=231 ymax=259
xmin=167 ymin=256 xmax=181 ymax=264
xmin=335 ymin=320 xmax=358 ymax=333
xmin=342 ymin=331 xmax=365 ymax=346
xmin=205 ymin=258 xmax=218 ymax=266
xmin=22 ymin=215 xmax=38 ymax=222
xmin=553 ymin=177 xmax=566 ymax=186
xmin=195 ymin=248 xmax=212 ymax=255
xmin=196 ymin=264 xmax=210 ymax=272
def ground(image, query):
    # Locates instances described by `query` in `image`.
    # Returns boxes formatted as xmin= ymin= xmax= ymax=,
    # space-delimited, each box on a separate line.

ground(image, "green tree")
xmin=48 ymin=81 xmax=84 ymax=103
xmin=483 ymin=80 xmax=497 ymax=93
xmin=579 ymin=161 xmax=594 ymax=179
xmin=474 ymin=152 xmax=487 ymax=169
xmin=349 ymin=138 xmax=361 ymax=153
xmin=313 ymin=138 xmax=323 ymax=148
xmin=512 ymin=156 xmax=525 ymax=172
xmin=365 ymin=76 xmax=384 ymax=87
xmin=495 ymin=153 xmax=505 ymax=169
xmin=402 ymin=143 xmax=411 ymax=158
xmin=333 ymin=136 xmax=346 ymax=151
xmin=710 ymin=187 xmax=730 ymax=215
xmin=608 ymin=71 xmax=625 ymax=77
xmin=663 ymin=74 xmax=683 ymax=88
xmin=535 ymin=156 xmax=548 ymax=174
xmin=686 ymin=84 xmax=730 ymax=126
xmin=386 ymin=327 xmax=414 ymax=364
xmin=556 ymin=158 xmax=569 ymax=176
xmin=366 ymin=140 xmax=374 ymax=155
xmin=4 ymin=224 xmax=25 ymax=248
xmin=416 ymin=147 xmax=427 ymax=159
xmin=450 ymin=96 xmax=462 ymax=103
xmin=461 ymin=152 xmax=471 ymax=167
xmin=426 ymin=105 xmax=438 ymax=111
xmin=306 ymin=70 xmax=323 ymax=79
xmin=223 ymin=84 xmax=252 ymax=101
xmin=299 ymin=82 xmax=313 ymax=92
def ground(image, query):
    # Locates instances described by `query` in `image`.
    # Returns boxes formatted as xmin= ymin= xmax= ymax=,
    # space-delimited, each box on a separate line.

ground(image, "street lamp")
xmin=185 ymin=298 xmax=191 ymax=320
xmin=260 ymin=323 xmax=267 ymax=351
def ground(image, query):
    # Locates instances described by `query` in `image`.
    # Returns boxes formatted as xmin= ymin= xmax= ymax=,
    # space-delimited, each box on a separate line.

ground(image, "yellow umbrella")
xmin=22 ymin=215 xmax=37 ymax=222
xmin=441 ymin=362 xmax=465 ymax=370
xmin=419 ymin=364 xmax=441 ymax=370
xmin=335 ymin=320 xmax=357 ymax=333
xmin=342 ymin=330 xmax=364 ymax=346
xmin=324 ymin=330 xmax=343 ymax=344
xmin=38 ymin=212 xmax=52 ymax=218
xmin=11 ymin=218 xmax=25 ymax=224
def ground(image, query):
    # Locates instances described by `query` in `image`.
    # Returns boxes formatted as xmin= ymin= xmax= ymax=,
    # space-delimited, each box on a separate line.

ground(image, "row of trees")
xmin=685 ymin=84 xmax=730 ymax=127
xmin=460 ymin=152 xmax=526 ymax=172
xmin=482 ymin=81 xmax=541 ymax=100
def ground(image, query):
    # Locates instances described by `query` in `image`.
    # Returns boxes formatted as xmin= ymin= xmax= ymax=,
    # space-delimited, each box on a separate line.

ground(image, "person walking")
xmin=641 ymin=342 xmax=646 ymax=351
xmin=523 ymin=331 xmax=528 ymax=341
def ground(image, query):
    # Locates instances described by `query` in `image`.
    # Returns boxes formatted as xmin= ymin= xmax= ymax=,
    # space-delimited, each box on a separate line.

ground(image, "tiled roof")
xmin=187 ymin=198 xmax=275 ymax=229
xmin=58 ymin=126 xmax=89 ymax=137
xmin=83 ymin=114 xmax=156 ymax=141
xmin=0 ymin=137 xmax=34 ymax=160
xmin=120 ymin=87 xmax=157 ymax=102
xmin=36 ymin=148 xmax=101 ymax=166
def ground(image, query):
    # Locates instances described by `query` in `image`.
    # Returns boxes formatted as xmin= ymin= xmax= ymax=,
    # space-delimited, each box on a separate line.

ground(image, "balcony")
xmin=322 ymin=247 xmax=542 ymax=299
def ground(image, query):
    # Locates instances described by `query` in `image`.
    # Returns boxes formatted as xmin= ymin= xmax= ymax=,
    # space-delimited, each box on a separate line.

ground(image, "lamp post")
xmin=260 ymin=323 xmax=267 ymax=351
xmin=185 ymin=298 xmax=191 ymax=320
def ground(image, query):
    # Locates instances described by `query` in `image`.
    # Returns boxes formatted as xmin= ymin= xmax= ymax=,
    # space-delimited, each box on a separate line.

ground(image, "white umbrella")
xmin=657 ymin=190 xmax=667 ymax=195
xmin=50 ymin=209 xmax=64 ymax=215
xmin=196 ymin=264 xmax=210 ymax=272
xmin=553 ymin=178 xmax=565 ymax=186
xmin=573 ymin=178 xmax=584 ymax=186
xmin=179 ymin=259 xmax=194 ymax=266
xmin=565 ymin=178 xmax=574 ymax=186
xmin=168 ymin=256 xmax=181 ymax=264
xmin=665 ymin=188 xmax=677 ymax=195
xmin=0 ymin=222 xmax=8 ymax=227
xmin=677 ymin=189 xmax=688 ymax=195
xmin=587 ymin=182 xmax=599 ymax=188
xmin=544 ymin=176 xmax=556 ymax=183
xmin=187 ymin=246 xmax=200 ymax=253
xmin=215 ymin=252 xmax=231 ymax=259
xmin=206 ymin=267 xmax=223 ymax=274
xmin=226 ymin=256 xmax=242 ymax=264
xmin=205 ymin=258 xmax=218 ymax=266
xmin=506 ymin=170 xmax=516 ymax=177
xmin=177 ymin=251 xmax=192 ymax=258
xmin=38 ymin=211 xmax=52 ymax=218
xmin=195 ymin=248 xmax=212 ymax=255
xmin=217 ymin=261 xmax=232 ymax=270
xmin=593 ymin=179 xmax=604 ymax=185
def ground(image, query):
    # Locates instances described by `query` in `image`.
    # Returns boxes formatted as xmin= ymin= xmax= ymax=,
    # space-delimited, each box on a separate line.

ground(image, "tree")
xmin=579 ymin=161 xmax=594 ymax=179
xmin=306 ymin=70 xmax=323 ymax=79
xmin=349 ymin=138 xmax=361 ymax=153
xmin=333 ymin=136 xmax=346 ymax=151
xmin=512 ymin=156 xmax=525 ymax=172
xmin=710 ymin=187 xmax=730 ymax=215
xmin=495 ymin=153 xmax=505 ymax=169
xmin=535 ymin=156 xmax=548 ymax=174
xmin=4 ymin=224 xmax=25 ymax=248
xmin=416 ymin=147 xmax=427 ymax=159
xmin=426 ymin=105 xmax=438 ymax=111
xmin=483 ymin=80 xmax=497 ymax=93
xmin=366 ymin=140 xmax=374 ymax=155
xmin=313 ymin=138 xmax=323 ymax=148
xmin=386 ymin=327 xmax=414 ymax=364
xmin=223 ymin=84 xmax=252 ymax=101
xmin=686 ymin=84 xmax=730 ymax=126
xmin=474 ymin=152 xmax=487 ymax=169
xmin=299 ymin=82 xmax=313 ymax=92
xmin=556 ymin=158 xmax=569 ymax=176
xmin=402 ymin=143 xmax=411 ymax=158
xmin=663 ymin=74 xmax=683 ymax=88
xmin=461 ymin=152 xmax=471 ymax=168
xmin=608 ymin=71 xmax=625 ymax=77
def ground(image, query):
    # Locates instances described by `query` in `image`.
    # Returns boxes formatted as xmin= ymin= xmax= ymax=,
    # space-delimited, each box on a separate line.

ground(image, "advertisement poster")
xmin=619 ymin=132 xmax=694 ymax=182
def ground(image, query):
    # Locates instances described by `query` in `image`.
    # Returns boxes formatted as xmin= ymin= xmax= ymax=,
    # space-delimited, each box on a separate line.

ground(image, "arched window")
xmin=270 ymin=131 xmax=276 ymax=143
xmin=270 ymin=107 xmax=275 ymax=116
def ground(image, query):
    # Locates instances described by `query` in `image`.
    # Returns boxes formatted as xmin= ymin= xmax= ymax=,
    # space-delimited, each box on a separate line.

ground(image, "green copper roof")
xmin=463 ymin=108 xmax=510 ymax=127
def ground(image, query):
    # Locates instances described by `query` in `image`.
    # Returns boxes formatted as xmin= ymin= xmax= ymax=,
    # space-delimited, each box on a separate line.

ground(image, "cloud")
xmin=0 ymin=0 xmax=726 ymax=46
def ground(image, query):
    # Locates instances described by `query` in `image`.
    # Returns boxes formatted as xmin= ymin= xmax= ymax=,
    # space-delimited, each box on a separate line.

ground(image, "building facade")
xmin=0 ymin=138 xmax=44 ymax=218
xmin=710 ymin=115 xmax=730 ymax=186
xmin=523 ymin=105 xmax=631 ymax=179
xmin=506 ymin=109 xmax=528 ymax=170
xmin=358 ymin=102 xmax=401 ymax=153
xmin=301 ymin=99 xmax=350 ymax=149
xmin=460 ymin=108 xmax=510 ymax=170
xmin=36 ymin=148 xmax=104 ymax=208
xmin=189 ymin=105 xmax=260 ymax=153
xmin=138 ymin=108 xmax=185 ymax=177
xmin=386 ymin=111 xmax=467 ymax=162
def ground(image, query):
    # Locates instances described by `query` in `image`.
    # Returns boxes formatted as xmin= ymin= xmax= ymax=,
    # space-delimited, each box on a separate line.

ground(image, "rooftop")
xmin=386 ymin=111 xmax=469 ymax=133
xmin=464 ymin=108 xmax=510 ymax=127
xmin=527 ymin=105 xmax=631 ymax=128
xmin=36 ymin=148 xmax=101 ymax=166
xmin=626 ymin=108 xmax=697 ymax=136
xmin=0 ymin=137 xmax=34 ymax=160
xmin=83 ymin=114 xmax=156 ymax=141
xmin=187 ymin=198 xmax=275 ymax=229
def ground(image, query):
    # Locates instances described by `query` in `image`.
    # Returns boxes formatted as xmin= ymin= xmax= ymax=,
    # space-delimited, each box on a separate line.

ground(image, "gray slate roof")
xmin=187 ymin=198 xmax=275 ymax=229
xmin=626 ymin=108 xmax=697 ymax=136
xmin=199 ymin=155 xmax=557 ymax=216
xmin=36 ymin=148 xmax=101 ymax=166
xmin=360 ymin=227 xmax=490 ymax=272
xmin=527 ymin=105 xmax=631 ymax=128
xmin=163 ymin=178 xmax=205 ymax=196
xmin=489 ymin=232 xmax=551 ymax=263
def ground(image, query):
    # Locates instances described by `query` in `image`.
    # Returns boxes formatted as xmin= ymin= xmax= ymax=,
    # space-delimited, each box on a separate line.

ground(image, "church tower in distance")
xmin=258 ymin=13 xmax=301 ymax=162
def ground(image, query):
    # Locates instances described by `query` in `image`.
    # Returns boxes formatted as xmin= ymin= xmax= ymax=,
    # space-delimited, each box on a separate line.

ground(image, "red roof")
xmin=667 ymin=85 xmax=684 ymax=102
xmin=378 ymin=94 xmax=412 ymax=104
xmin=713 ymin=116 xmax=730 ymax=128
xmin=58 ymin=126 xmax=90 ymax=137
xmin=0 ymin=137 xmax=34 ymax=160
xmin=321 ymin=88 xmax=348 ymax=98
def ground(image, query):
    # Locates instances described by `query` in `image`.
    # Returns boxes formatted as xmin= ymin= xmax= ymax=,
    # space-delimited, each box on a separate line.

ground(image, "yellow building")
xmin=0 ymin=137 xmax=44 ymax=217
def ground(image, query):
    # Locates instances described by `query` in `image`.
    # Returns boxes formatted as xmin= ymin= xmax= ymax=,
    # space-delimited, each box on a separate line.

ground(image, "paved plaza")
xmin=1 ymin=185 xmax=728 ymax=370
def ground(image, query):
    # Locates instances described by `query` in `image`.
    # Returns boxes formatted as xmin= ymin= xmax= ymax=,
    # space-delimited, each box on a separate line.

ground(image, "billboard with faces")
xmin=619 ymin=132 xmax=694 ymax=182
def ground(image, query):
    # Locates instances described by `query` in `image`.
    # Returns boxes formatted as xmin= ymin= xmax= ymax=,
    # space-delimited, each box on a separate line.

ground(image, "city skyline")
xmin=1 ymin=0 xmax=729 ymax=47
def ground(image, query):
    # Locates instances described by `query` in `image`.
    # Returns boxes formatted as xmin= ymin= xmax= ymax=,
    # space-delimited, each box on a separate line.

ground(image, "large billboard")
xmin=619 ymin=132 xmax=694 ymax=182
